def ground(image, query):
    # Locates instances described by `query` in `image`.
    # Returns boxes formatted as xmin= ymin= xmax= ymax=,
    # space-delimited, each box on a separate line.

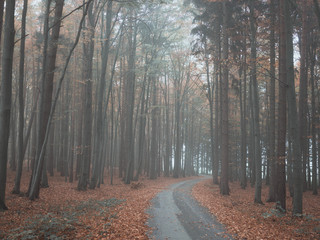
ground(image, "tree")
xmin=78 ymin=0 xmax=100 ymax=191
xmin=239 ymin=10 xmax=247 ymax=189
xmin=123 ymin=9 xmax=138 ymax=184
xmin=220 ymin=2 xmax=229 ymax=195
xmin=299 ymin=0 xmax=309 ymax=192
xmin=12 ymin=0 xmax=29 ymax=194
xmin=150 ymin=78 xmax=159 ymax=180
xmin=0 ymin=0 xmax=16 ymax=211
xmin=267 ymin=0 xmax=277 ymax=203
xmin=249 ymin=0 xmax=262 ymax=204
xmin=276 ymin=0 xmax=287 ymax=212
xmin=288 ymin=0 xmax=303 ymax=215
xmin=213 ymin=4 xmax=221 ymax=186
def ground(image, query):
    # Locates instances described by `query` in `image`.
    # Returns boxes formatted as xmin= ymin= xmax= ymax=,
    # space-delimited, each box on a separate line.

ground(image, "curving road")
xmin=146 ymin=177 xmax=233 ymax=240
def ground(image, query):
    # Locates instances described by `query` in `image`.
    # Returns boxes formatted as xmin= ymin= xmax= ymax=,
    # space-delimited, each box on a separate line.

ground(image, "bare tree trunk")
xmin=119 ymin=56 xmax=126 ymax=178
xmin=124 ymin=11 xmax=137 ymax=184
xmin=12 ymin=0 xmax=28 ymax=194
xmin=78 ymin=1 xmax=96 ymax=191
xmin=0 ymin=0 xmax=16 ymax=210
xmin=0 ymin=0 xmax=5 ymax=62
xmin=248 ymin=81 xmax=255 ymax=188
xmin=173 ymin=85 xmax=181 ymax=178
xmin=69 ymin=105 xmax=75 ymax=183
xmin=220 ymin=2 xmax=229 ymax=195
xmin=214 ymin=8 xmax=221 ymax=184
xmin=276 ymin=0 xmax=287 ymax=212
xmin=310 ymin=36 xmax=318 ymax=195
xmin=285 ymin=0 xmax=302 ymax=214
xmin=249 ymin=1 xmax=262 ymax=204
xmin=299 ymin=0 xmax=309 ymax=193
xmin=150 ymin=78 xmax=158 ymax=180
xmin=240 ymin=28 xmax=247 ymax=189
xmin=267 ymin=0 xmax=276 ymax=203
xmin=10 ymin=99 xmax=17 ymax=171
xmin=202 ymin=33 xmax=215 ymax=183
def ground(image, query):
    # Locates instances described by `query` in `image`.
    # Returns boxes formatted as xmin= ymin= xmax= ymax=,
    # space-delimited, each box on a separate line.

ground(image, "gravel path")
xmin=146 ymin=177 xmax=233 ymax=240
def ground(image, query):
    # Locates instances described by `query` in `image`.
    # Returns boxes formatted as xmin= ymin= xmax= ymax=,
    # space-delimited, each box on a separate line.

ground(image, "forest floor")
xmin=193 ymin=179 xmax=320 ymax=240
xmin=1 ymin=171 xmax=320 ymax=240
xmin=0 ymin=169 xmax=197 ymax=239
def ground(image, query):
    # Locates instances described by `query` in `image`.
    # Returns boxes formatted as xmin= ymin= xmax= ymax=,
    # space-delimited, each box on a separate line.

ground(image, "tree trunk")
xmin=220 ymin=2 xmax=229 ymax=195
xmin=214 ymin=7 xmax=221 ymax=185
xmin=267 ymin=0 xmax=276 ymax=203
xmin=310 ymin=37 xmax=318 ymax=195
xmin=10 ymin=100 xmax=17 ymax=171
xmin=299 ymin=1 xmax=309 ymax=193
xmin=0 ymin=0 xmax=5 ymax=59
xmin=285 ymin=0 xmax=302 ymax=214
xmin=173 ymin=87 xmax=181 ymax=178
xmin=249 ymin=1 xmax=262 ymax=204
xmin=12 ymin=0 xmax=28 ymax=194
xmin=0 ymin=0 xmax=16 ymax=211
xmin=204 ymin=34 xmax=216 ymax=184
xmin=276 ymin=0 xmax=287 ymax=212
xmin=240 ymin=28 xmax=247 ymax=189
xmin=78 ymin=1 xmax=96 ymax=191
xmin=150 ymin=78 xmax=158 ymax=180
xmin=124 ymin=11 xmax=137 ymax=184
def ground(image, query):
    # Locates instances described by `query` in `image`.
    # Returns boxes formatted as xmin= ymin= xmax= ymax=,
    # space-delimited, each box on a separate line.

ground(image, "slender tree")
xmin=276 ymin=0 xmax=287 ymax=212
xmin=220 ymin=2 xmax=229 ymax=195
xmin=288 ymin=0 xmax=303 ymax=215
xmin=150 ymin=78 xmax=158 ymax=179
xmin=0 ymin=0 xmax=16 ymax=211
xmin=12 ymin=0 xmax=29 ymax=194
xmin=249 ymin=0 xmax=262 ymax=204
xmin=267 ymin=0 xmax=276 ymax=203
xmin=299 ymin=0 xmax=309 ymax=192
xmin=124 ymin=9 xmax=138 ymax=184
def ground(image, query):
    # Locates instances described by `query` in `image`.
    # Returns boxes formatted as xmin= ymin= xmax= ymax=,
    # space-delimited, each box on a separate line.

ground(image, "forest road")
xmin=146 ymin=176 xmax=233 ymax=240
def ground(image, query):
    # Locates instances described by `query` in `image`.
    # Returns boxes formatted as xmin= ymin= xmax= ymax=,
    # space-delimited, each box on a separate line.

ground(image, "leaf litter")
xmin=0 ymin=170 xmax=197 ymax=239
xmin=192 ymin=179 xmax=320 ymax=240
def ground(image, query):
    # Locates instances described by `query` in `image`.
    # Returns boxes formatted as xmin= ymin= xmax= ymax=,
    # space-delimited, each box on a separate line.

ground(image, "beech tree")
xmin=77 ymin=0 xmax=102 ymax=191
xmin=0 ymin=0 xmax=16 ymax=211
xmin=12 ymin=0 xmax=29 ymax=195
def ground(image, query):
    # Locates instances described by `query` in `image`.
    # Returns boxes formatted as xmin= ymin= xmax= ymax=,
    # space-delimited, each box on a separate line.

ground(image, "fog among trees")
xmin=0 ymin=0 xmax=319 ymax=224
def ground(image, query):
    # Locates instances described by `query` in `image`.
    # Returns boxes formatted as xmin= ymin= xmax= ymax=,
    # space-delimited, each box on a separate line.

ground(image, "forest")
xmin=0 ymin=0 xmax=320 ymax=239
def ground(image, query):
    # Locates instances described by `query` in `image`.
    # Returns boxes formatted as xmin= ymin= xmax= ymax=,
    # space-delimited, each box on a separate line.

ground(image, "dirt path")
xmin=147 ymin=177 xmax=233 ymax=240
